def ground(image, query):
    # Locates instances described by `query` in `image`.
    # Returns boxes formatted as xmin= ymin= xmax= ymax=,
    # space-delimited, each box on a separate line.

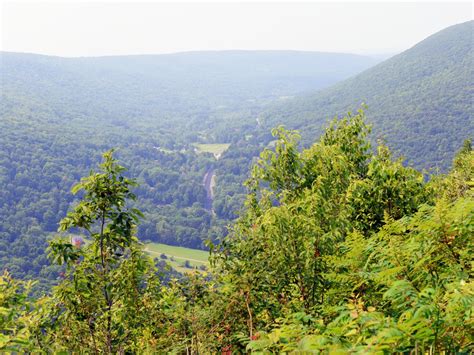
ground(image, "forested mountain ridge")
xmin=263 ymin=20 xmax=474 ymax=171
xmin=1 ymin=50 xmax=377 ymax=123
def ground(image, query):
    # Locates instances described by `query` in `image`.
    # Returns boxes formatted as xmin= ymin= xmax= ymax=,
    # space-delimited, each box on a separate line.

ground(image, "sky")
xmin=0 ymin=1 xmax=472 ymax=57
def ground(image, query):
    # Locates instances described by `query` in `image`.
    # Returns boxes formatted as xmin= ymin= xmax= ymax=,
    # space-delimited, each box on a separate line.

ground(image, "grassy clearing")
xmin=144 ymin=242 xmax=209 ymax=273
xmin=194 ymin=143 xmax=230 ymax=159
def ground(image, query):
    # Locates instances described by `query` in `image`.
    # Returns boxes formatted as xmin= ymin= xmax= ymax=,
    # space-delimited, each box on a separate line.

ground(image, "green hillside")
xmin=264 ymin=21 xmax=474 ymax=171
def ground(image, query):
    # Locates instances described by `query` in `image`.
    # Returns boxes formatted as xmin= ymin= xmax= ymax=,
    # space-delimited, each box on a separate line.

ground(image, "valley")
xmin=1 ymin=50 xmax=380 ymax=283
xmin=0 ymin=22 xmax=472 ymax=286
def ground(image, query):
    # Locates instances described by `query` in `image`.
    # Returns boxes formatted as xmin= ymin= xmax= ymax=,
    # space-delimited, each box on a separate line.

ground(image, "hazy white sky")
xmin=1 ymin=1 xmax=472 ymax=57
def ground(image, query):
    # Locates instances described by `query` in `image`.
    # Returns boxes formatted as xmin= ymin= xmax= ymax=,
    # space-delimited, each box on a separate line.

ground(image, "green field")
xmin=194 ymin=143 xmax=230 ymax=159
xmin=144 ymin=242 xmax=210 ymax=273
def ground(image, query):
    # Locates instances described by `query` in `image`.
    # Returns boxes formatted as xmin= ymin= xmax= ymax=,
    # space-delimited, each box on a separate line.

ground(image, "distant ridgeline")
xmin=0 ymin=22 xmax=473 ymax=285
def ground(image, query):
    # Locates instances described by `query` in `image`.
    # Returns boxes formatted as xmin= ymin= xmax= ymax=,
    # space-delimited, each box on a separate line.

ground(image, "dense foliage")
xmin=1 ymin=110 xmax=472 ymax=353
xmin=209 ymin=111 xmax=472 ymax=353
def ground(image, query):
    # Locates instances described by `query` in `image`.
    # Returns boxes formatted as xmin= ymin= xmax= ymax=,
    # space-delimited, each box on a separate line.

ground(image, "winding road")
xmin=203 ymin=168 xmax=215 ymax=212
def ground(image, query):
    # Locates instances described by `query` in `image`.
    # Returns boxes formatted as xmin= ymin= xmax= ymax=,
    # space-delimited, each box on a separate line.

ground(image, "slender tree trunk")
xmin=88 ymin=318 xmax=98 ymax=355
xmin=99 ymin=209 xmax=113 ymax=353
xmin=245 ymin=290 xmax=253 ymax=339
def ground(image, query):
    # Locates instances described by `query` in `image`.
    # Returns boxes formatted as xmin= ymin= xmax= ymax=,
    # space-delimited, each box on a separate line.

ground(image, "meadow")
xmin=144 ymin=242 xmax=210 ymax=273
xmin=193 ymin=143 xmax=231 ymax=159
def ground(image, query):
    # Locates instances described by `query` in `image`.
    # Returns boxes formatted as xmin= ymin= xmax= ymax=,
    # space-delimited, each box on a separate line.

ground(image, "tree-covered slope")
xmin=264 ymin=21 xmax=473 ymax=171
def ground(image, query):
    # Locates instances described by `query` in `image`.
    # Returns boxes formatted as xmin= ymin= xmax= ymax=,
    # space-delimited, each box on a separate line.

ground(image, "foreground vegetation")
xmin=1 ymin=110 xmax=472 ymax=353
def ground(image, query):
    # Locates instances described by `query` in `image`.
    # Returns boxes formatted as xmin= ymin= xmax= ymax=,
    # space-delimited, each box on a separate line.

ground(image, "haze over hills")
xmin=1 ymin=50 xmax=378 ymax=125
xmin=264 ymin=20 xmax=474 ymax=171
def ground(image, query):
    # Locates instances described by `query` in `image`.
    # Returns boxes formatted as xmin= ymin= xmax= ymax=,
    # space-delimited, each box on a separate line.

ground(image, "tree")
xmin=244 ymin=129 xmax=473 ymax=354
xmin=211 ymin=109 xmax=433 ymax=349
xmin=43 ymin=150 xmax=163 ymax=353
